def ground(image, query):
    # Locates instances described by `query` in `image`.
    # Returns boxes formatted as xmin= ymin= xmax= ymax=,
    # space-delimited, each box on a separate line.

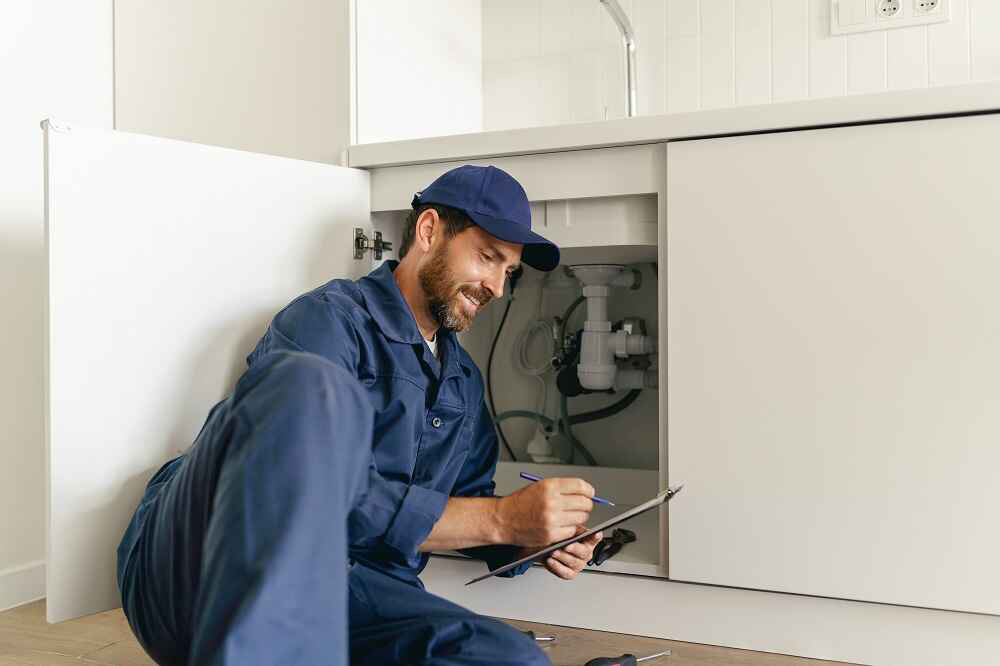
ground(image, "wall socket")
xmin=914 ymin=0 xmax=940 ymax=14
xmin=831 ymin=0 xmax=950 ymax=34
xmin=876 ymin=0 xmax=901 ymax=19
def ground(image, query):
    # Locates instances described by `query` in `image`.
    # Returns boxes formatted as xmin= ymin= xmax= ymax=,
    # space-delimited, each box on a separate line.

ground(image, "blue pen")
xmin=519 ymin=472 xmax=615 ymax=506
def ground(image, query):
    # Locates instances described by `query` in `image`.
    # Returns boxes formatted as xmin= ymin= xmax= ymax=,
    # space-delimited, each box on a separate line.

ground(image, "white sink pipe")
xmin=568 ymin=264 xmax=657 ymax=391
xmin=615 ymin=366 xmax=657 ymax=391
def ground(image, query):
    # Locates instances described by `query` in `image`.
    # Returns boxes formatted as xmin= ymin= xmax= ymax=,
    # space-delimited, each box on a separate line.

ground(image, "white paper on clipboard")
xmin=465 ymin=484 xmax=684 ymax=585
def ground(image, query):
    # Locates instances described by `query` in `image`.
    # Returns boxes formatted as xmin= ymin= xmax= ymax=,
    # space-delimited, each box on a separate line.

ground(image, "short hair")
xmin=398 ymin=203 xmax=475 ymax=260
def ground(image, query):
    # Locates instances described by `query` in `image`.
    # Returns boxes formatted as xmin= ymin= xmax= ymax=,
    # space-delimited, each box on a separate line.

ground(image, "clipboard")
xmin=466 ymin=484 xmax=684 ymax=585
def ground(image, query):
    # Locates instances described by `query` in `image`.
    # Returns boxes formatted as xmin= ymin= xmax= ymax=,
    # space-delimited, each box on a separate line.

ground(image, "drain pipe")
xmin=568 ymin=265 xmax=655 ymax=391
xmin=599 ymin=0 xmax=637 ymax=117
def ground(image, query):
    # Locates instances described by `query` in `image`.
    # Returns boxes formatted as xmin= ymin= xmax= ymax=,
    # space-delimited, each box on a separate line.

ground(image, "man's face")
xmin=418 ymin=225 xmax=522 ymax=333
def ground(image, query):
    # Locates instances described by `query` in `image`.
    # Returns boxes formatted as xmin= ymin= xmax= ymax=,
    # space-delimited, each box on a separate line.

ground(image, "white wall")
xmin=483 ymin=0 xmax=645 ymax=128
xmin=1 ymin=0 xmax=353 ymax=614
xmin=483 ymin=0 xmax=1000 ymax=130
xmin=115 ymin=0 xmax=352 ymax=164
xmin=0 ymin=1 xmax=113 ymax=612
xmin=355 ymin=0 xmax=483 ymax=144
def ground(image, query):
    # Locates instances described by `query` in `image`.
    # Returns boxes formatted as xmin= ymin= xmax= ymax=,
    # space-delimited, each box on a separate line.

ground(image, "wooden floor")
xmin=0 ymin=600 xmax=854 ymax=665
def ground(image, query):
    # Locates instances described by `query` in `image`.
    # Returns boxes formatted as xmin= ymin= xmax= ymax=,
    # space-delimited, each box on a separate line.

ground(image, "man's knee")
xmin=225 ymin=351 xmax=373 ymax=494
xmin=242 ymin=351 xmax=367 ymax=406
xmin=236 ymin=351 xmax=372 ymax=437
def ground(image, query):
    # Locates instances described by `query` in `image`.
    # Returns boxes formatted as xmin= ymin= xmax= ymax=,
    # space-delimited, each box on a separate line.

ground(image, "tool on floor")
xmin=521 ymin=630 xmax=557 ymax=643
xmin=584 ymin=649 xmax=670 ymax=665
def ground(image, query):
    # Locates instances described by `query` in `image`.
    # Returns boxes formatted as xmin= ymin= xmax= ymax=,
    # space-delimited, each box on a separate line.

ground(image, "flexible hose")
xmin=486 ymin=403 xmax=600 ymax=466
xmin=487 ymin=296 xmax=518 ymax=462
xmin=514 ymin=318 xmax=558 ymax=377
xmin=570 ymin=389 xmax=641 ymax=425
xmin=496 ymin=388 xmax=643 ymax=467
xmin=495 ymin=410 xmax=555 ymax=428
xmin=561 ymin=392 xmax=577 ymax=465
xmin=561 ymin=393 xmax=598 ymax=466
xmin=551 ymin=294 xmax=604 ymax=466
xmin=513 ymin=317 xmax=558 ymax=431
xmin=495 ymin=389 xmax=642 ymax=428
xmin=559 ymin=296 xmax=586 ymax=345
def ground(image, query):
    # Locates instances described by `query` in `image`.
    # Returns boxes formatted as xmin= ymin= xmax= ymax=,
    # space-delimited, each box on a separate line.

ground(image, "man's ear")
xmin=415 ymin=209 xmax=439 ymax=253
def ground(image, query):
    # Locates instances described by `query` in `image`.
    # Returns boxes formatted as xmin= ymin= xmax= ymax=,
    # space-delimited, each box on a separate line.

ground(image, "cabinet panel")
xmin=666 ymin=113 xmax=1000 ymax=614
xmin=44 ymin=122 xmax=371 ymax=622
xmin=370 ymin=143 xmax=666 ymax=213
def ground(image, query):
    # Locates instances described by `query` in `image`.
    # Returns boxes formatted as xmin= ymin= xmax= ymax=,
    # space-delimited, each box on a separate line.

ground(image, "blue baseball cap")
xmin=411 ymin=165 xmax=560 ymax=272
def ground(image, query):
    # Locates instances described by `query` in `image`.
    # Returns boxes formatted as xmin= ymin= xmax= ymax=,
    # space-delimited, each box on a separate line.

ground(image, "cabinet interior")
xmin=373 ymin=192 xmax=663 ymax=576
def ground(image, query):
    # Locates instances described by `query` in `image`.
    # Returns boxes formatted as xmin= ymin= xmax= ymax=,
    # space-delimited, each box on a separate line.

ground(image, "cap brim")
xmin=468 ymin=211 xmax=560 ymax=272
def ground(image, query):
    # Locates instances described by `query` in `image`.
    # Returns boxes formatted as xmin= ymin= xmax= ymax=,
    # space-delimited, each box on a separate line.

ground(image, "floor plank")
xmin=81 ymin=640 xmax=156 ymax=666
xmin=0 ymin=647 xmax=121 ymax=666
xmin=1 ymin=599 xmax=855 ymax=665
xmin=0 ymin=601 xmax=128 ymax=650
xmin=504 ymin=619 xmax=854 ymax=666
xmin=0 ymin=622 xmax=109 ymax=659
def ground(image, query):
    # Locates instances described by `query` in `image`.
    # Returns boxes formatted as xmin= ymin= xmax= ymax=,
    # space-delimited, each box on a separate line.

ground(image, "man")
xmin=116 ymin=165 xmax=601 ymax=665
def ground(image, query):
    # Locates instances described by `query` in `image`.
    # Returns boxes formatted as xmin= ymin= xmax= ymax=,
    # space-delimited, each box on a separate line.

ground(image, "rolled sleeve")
xmin=381 ymin=484 xmax=449 ymax=556
xmin=347 ymin=455 xmax=451 ymax=563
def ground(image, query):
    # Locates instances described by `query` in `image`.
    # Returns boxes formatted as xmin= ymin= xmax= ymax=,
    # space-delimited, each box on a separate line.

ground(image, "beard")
xmin=418 ymin=242 xmax=493 ymax=332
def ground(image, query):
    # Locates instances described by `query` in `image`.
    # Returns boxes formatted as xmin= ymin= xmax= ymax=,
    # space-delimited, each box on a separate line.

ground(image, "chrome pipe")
xmin=599 ymin=0 xmax=637 ymax=117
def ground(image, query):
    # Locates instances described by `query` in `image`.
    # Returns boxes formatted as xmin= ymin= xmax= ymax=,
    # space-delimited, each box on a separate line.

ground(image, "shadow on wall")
xmin=0 ymin=224 xmax=44 ymax=434
xmin=304 ymin=211 xmax=355 ymax=294
xmin=162 ymin=216 xmax=351 ymax=460
xmin=106 ymin=466 xmax=159 ymax=589
xmin=0 ymin=223 xmax=46 ymax=563
xmin=164 ymin=309 xmax=274 ymax=457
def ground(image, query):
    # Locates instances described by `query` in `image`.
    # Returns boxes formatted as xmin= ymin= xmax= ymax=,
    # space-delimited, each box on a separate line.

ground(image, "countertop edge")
xmin=348 ymin=81 xmax=1000 ymax=169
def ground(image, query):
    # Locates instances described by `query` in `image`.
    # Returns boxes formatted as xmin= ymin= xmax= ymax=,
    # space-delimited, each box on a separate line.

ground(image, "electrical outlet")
xmin=831 ymin=0 xmax=950 ymax=34
xmin=876 ymin=0 xmax=902 ymax=19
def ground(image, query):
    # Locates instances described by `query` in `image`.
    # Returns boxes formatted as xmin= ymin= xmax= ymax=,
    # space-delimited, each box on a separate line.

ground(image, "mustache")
xmin=459 ymin=287 xmax=492 ymax=307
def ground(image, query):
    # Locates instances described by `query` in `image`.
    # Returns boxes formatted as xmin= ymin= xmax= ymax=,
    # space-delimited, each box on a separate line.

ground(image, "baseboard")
xmin=424 ymin=555 xmax=1000 ymax=666
xmin=0 ymin=561 xmax=45 ymax=613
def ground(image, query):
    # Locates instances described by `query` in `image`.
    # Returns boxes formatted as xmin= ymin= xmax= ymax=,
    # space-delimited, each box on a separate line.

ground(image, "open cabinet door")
xmin=42 ymin=121 xmax=371 ymax=622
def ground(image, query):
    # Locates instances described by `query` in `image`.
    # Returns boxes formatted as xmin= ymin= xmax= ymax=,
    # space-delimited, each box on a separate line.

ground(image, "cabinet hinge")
xmin=354 ymin=228 xmax=393 ymax=261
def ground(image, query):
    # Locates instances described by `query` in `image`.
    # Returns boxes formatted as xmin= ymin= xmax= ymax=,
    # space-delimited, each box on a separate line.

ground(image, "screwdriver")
xmin=584 ymin=649 xmax=670 ymax=665
xmin=521 ymin=630 xmax=557 ymax=643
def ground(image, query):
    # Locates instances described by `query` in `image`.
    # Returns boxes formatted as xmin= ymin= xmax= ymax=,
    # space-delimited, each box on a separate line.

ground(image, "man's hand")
xmin=535 ymin=527 xmax=603 ymax=580
xmin=495 ymin=477 xmax=595 ymax=546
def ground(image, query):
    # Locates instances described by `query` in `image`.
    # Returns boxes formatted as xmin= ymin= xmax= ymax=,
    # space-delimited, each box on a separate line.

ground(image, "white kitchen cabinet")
xmin=46 ymin=113 xmax=1000 ymax=665
xmin=43 ymin=121 xmax=372 ymax=622
xmin=667 ymin=113 xmax=1000 ymax=615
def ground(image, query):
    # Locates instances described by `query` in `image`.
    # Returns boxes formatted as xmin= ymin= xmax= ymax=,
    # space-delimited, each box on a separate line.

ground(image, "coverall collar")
xmin=358 ymin=261 xmax=472 ymax=380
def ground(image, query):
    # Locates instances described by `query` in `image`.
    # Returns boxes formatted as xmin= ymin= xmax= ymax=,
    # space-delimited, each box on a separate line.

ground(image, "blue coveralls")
xmin=116 ymin=261 xmax=547 ymax=665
